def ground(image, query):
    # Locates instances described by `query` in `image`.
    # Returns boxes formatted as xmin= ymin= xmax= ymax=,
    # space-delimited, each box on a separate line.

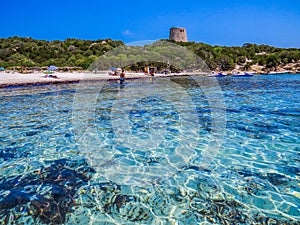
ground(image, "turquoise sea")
xmin=0 ymin=74 xmax=299 ymax=224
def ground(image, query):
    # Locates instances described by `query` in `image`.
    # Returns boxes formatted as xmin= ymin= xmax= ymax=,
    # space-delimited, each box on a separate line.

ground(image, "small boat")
xmin=232 ymin=72 xmax=254 ymax=77
xmin=267 ymin=71 xmax=290 ymax=75
xmin=207 ymin=72 xmax=227 ymax=77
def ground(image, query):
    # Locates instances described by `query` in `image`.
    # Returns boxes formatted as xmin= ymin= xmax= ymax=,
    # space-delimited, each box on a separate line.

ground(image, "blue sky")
xmin=2 ymin=0 xmax=300 ymax=48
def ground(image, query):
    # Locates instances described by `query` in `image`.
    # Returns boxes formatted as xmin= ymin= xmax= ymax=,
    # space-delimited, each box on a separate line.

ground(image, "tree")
xmin=216 ymin=56 xmax=235 ymax=71
xmin=266 ymin=54 xmax=280 ymax=70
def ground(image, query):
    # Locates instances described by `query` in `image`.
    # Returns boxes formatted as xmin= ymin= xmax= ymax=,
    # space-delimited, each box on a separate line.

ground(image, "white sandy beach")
xmin=0 ymin=71 xmax=203 ymax=87
xmin=0 ymin=71 xmax=119 ymax=87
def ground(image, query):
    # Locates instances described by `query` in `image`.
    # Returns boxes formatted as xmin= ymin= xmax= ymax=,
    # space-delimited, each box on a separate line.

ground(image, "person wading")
xmin=120 ymin=69 xmax=125 ymax=84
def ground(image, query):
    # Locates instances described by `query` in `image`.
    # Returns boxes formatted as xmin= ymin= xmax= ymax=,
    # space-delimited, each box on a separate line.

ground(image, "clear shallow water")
xmin=0 ymin=75 xmax=299 ymax=224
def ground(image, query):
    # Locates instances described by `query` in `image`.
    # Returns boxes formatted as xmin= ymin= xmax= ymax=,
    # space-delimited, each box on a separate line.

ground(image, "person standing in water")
xmin=120 ymin=69 xmax=125 ymax=84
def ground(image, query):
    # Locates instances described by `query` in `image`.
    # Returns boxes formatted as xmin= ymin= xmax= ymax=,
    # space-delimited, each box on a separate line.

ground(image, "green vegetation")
xmin=90 ymin=41 xmax=209 ymax=73
xmin=171 ymin=40 xmax=300 ymax=72
xmin=0 ymin=37 xmax=124 ymax=69
xmin=0 ymin=37 xmax=299 ymax=72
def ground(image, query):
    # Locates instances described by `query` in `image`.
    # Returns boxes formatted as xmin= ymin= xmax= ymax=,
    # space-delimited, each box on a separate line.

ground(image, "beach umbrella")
xmin=48 ymin=65 xmax=58 ymax=71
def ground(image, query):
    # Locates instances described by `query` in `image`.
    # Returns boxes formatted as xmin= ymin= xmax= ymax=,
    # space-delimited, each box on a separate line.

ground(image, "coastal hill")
xmin=171 ymin=40 xmax=300 ymax=74
xmin=0 ymin=37 xmax=299 ymax=73
xmin=0 ymin=37 xmax=124 ymax=71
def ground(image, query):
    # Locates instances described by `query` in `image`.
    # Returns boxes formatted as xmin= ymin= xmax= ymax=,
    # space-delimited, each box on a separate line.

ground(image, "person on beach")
xmin=120 ymin=69 xmax=125 ymax=84
xmin=149 ymin=68 xmax=155 ymax=76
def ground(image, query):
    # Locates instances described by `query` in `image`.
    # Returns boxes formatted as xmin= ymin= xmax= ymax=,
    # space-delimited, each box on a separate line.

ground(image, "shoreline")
xmin=0 ymin=71 xmax=299 ymax=88
xmin=0 ymin=71 xmax=200 ymax=88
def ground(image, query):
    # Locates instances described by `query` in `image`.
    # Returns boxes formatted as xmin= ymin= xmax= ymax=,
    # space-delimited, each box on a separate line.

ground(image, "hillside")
xmin=174 ymin=41 xmax=300 ymax=73
xmin=0 ymin=37 xmax=124 ymax=70
xmin=0 ymin=37 xmax=300 ymax=73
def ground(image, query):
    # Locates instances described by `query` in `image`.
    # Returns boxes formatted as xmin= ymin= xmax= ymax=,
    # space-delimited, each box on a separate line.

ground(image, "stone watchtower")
xmin=169 ymin=27 xmax=188 ymax=42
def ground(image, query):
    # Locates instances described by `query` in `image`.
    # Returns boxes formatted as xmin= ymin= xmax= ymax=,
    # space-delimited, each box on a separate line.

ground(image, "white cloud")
xmin=122 ymin=30 xmax=133 ymax=36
